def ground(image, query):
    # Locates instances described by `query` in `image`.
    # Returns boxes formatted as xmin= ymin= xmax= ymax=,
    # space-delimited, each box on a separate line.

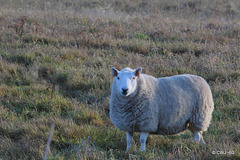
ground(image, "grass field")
xmin=0 ymin=0 xmax=240 ymax=159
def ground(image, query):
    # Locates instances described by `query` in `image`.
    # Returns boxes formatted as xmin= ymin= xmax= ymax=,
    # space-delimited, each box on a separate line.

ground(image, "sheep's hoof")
xmin=199 ymin=138 xmax=206 ymax=145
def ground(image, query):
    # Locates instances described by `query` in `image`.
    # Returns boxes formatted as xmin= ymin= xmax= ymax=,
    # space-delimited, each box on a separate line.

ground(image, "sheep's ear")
xmin=111 ymin=67 xmax=119 ymax=77
xmin=134 ymin=67 xmax=142 ymax=77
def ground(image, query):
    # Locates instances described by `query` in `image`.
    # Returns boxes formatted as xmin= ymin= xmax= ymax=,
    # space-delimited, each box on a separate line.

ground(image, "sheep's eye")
xmin=132 ymin=77 xmax=135 ymax=80
xmin=117 ymin=77 xmax=120 ymax=80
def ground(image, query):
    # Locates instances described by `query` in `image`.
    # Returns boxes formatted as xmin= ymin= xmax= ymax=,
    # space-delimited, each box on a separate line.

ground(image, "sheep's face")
xmin=111 ymin=67 xmax=142 ymax=97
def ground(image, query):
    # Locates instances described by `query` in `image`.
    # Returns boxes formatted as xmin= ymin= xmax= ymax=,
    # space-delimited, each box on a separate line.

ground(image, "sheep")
xmin=109 ymin=67 xmax=214 ymax=151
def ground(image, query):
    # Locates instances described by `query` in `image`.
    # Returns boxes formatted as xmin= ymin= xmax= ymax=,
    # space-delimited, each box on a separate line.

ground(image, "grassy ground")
xmin=0 ymin=0 xmax=239 ymax=159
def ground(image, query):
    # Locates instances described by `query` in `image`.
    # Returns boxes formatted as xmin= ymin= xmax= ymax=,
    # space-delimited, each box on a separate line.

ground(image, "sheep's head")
xmin=111 ymin=67 xmax=142 ymax=97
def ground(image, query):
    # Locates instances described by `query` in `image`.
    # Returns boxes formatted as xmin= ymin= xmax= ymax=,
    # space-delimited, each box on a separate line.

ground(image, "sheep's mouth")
xmin=122 ymin=92 xmax=128 ymax=96
xmin=121 ymin=91 xmax=130 ymax=97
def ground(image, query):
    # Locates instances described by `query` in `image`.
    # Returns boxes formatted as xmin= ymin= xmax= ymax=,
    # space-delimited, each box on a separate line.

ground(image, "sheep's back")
xmin=154 ymin=74 xmax=213 ymax=135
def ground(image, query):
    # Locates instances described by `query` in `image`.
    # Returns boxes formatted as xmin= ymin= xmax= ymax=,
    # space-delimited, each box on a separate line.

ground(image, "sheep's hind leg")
xmin=126 ymin=132 xmax=134 ymax=151
xmin=194 ymin=131 xmax=205 ymax=145
xmin=140 ymin=132 xmax=149 ymax=151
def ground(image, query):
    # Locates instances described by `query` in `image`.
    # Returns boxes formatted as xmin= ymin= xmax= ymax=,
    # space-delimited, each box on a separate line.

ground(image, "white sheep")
xmin=110 ymin=67 xmax=214 ymax=151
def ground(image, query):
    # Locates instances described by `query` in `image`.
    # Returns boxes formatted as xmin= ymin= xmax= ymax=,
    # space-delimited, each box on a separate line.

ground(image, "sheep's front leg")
xmin=194 ymin=131 xmax=205 ymax=144
xmin=140 ymin=132 xmax=149 ymax=151
xmin=126 ymin=132 xmax=134 ymax=151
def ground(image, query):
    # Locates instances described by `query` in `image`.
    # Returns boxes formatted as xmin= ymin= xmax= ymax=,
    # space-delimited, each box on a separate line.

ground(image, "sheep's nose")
xmin=122 ymin=88 xmax=128 ymax=94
